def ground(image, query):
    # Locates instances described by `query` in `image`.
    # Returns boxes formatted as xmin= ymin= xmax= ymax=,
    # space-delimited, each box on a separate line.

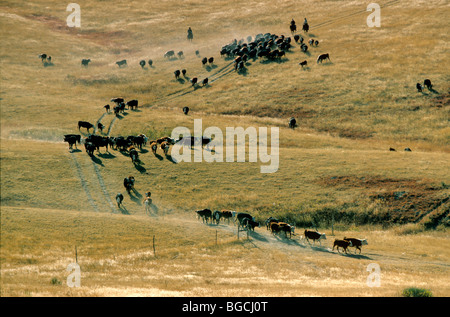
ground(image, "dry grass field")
xmin=1 ymin=0 xmax=449 ymax=298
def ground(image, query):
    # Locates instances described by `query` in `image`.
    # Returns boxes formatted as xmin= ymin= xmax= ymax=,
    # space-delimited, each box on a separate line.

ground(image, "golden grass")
xmin=1 ymin=0 xmax=449 ymax=297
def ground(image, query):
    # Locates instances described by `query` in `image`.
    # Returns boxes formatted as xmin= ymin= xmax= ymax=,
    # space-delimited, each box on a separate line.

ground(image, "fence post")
xmin=75 ymin=246 xmax=78 ymax=263
xmin=153 ymin=235 xmax=156 ymax=257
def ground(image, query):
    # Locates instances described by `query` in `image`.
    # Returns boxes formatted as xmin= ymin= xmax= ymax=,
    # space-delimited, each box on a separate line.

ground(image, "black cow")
xmin=424 ymin=79 xmax=433 ymax=90
xmin=236 ymin=212 xmax=253 ymax=227
xmin=317 ymin=53 xmax=330 ymax=64
xmin=123 ymin=176 xmax=135 ymax=194
xmin=148 ymin=59 xmax=153 ymax=67
xmin=202 ymin=57 xmax=208 ymax=66
xmin=116 ymin=193 xmax=124 ymax=208
xmin=190 ymin=77 xmax=198 ymax=86
xmin=84 ymin=142 xmax=95 ymax=156
xmin=126 ymin=99 xmax=138 ymax=110
xmin=177 ymin=51 xmax=184 ymax=59
xmin=175 ymin=136 xmax=212 ymax=148
xmin=416 ymin=83 xmax=423 ymax=92
xmin=64 ymin=134 xmax=81 ymax=149
xmin=174 ymin=70 xmax=181 ymax=79
xmin=164 ymin=50 xmax=175 ymax=59
xmin=196 ymin=209 xmax=212 ymax=224
xmin=343 ymin=237 xmax=368 ymax=254
xmin=289 ymin=117 xmax=297 ymax=129
xmin=265 ymin=217 xmax=279 ymax=230
xmin=182 ymin=69 xmax=187 ymax=76
xmin=112 ymin=136 xmax=132 ymax=151
xmin=212 ymin=210 xmax=223 ymax=225
xmin=129 ymin=148 xmax=139 ymax=165
xmin=208 ymin=57 xmax=214 ymax=64
xmin=78 ymin=121 xmax=94 ymax=133
xmin=183 ymin=106 xmax=189 ymax=115
xmin=111 ymin=97 xmax=124 ymax=105
xmin=202 ymin=78 xmax=208 ymax=86
xmin=81 ymin=59 xmax=91 ymax=67
xmin=86 ymin=135 xmax=112 ymax=152
xmin=139 ymin=60 xmax=146 ymax=68
xmin=304 ymin=230 xmax=327 ymax=245
xmin=116 ymin=59 xmax=127 ymax=67
xmin=299 ymin=60 xmax=307 ymax=68
xmin=97 ymin=122 xmax=105 ymax=133
xmin=104 ymin=104 xmax=110 ymax=112
xmin=333 ymin=239 xmax=352 ymax=254
xmin=243 ymin=218 xmax=259 ymax=231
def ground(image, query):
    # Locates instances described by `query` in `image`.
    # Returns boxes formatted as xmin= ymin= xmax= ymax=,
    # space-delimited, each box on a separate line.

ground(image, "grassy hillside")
xmin=1 ymin=0 xmax=449 ymax=297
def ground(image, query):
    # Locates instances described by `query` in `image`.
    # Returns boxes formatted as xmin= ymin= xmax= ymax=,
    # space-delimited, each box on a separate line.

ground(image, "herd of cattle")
xmin=195 ymin=209 xmax=368 ymax=254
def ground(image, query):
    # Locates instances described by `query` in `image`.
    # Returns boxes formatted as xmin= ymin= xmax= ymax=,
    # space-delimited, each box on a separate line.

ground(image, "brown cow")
xmin=333 ymin=239 xmax=352 ymax=254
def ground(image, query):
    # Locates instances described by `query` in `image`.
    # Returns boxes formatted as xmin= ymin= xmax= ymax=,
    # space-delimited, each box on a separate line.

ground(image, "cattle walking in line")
xmin=343 ymin=237 xmax=368 ymax=254
xmin=289 ymin=117 xmax=297 ymax=129
xmin=116 ymin=193 xmax=124 ymax=208
xmin=333 ymin=239 xmax=352 ymax=254
xmin=64 ymin=134 xmax=81 ymax=150
xmin=78 ymin=121 xmax=94 ymax=133
xmin=116 ymin=59 xmax=127 ymax=67
xmin=304 ymin=229 xmax=327 ymax=245
xmin=81 ymin=59 xmax=91 ymax=67
xmin=123 ymin=176 xmax=135 ymax=194
xmin=196 ymin=209 xmax=212 ymax=224
xmin=317 ymin=53 xmax=330 ymax=64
